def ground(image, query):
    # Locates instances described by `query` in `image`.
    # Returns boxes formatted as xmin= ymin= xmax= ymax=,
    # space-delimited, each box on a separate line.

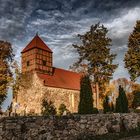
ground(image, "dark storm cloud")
xmin=0 ymin=0 xmax=140 ymax=79
xmin=0 ymin=0 xmax=36 ymax=43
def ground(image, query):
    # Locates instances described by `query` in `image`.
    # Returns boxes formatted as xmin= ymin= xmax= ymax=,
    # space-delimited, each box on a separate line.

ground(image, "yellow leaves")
xmin=124 ymin=20 xmax=140 ymax=81
xmin=0 ymin=40 xmax=14 ymax=105
xmin=106 ymin=83 xmax=115 ymax=95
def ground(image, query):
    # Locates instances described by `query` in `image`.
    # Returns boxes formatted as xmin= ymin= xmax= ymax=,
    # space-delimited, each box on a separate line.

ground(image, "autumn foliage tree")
xmin=72 ymin=23 xmax=118 ymax=103
xmin=124 ymin=20 xmax=140 ymax=81
xmin=0 ymin=41 xmax=14 ymax=106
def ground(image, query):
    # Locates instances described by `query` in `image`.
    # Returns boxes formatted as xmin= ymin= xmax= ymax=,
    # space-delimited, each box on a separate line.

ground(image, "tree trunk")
xmin=95 ymin=82 xmax=99 ymax=109
xmin=94 ymin=67 xmax=99 ymax=109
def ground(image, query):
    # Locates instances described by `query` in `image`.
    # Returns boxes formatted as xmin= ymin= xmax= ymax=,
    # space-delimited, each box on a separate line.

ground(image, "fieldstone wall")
xmin=0 ymin=113 xmax=140 ymax=140
xmin=13 ymin=72 xmax=80 ymax=114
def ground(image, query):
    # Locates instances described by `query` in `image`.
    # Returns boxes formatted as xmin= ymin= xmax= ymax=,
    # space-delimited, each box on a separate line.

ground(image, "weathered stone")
xmin=63 ymin=130 xmax=69 ymax=135
xmin=0 ymin=113 xmax=140 ymax=139
xmin=80 ymin=124 xmax=85 ymax=129
xmin=80 ymin=119 xmax=87 ymax=123
xmin=94 ymin=118 xmax=99 ymax=123
xmin=112 ymin=125 xmax=120 ymax=133
xmin=12 ymin=73 xmax=80 ymax=114
xmin=96 ymin=126 xmax=108 ymax=135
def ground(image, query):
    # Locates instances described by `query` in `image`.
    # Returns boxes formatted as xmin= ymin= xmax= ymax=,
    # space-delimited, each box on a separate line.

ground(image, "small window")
xmin=42 ymin=60 xmax=46 ymax=66
xmin=27 ymin=61 xmax=30 ymax=66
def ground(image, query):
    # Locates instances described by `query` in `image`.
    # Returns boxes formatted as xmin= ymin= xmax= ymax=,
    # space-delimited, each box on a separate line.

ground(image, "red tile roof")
xmin=37 ymin=68 xmax=81 ymax=90
xmin=21 ymin=34 xmax=52 ymax=53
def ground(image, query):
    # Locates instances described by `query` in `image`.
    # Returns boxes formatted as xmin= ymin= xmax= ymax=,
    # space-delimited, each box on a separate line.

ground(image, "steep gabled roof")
xmin=37 ymin=68 xmax=82 ymax=90
xmin=21 ymin=34 xmax=52 ymax=53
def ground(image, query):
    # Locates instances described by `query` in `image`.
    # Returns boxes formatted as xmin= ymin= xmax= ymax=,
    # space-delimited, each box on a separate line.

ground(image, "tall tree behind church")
xmin=72 ymin=23 xmax=118 ymax=107
xmin=124 ymin=20 xmax=140 ymax=81
xmin=0 ymin=41 xmax=14 ymax=107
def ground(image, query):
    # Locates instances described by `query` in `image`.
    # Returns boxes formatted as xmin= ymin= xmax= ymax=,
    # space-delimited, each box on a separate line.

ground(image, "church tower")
xmin=21 ymin=34 xmax=53 ymax=74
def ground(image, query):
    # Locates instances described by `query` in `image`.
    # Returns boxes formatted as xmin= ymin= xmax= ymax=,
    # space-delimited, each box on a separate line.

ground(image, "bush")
xmin=132 ymin=90 xmax=140 ymax=109
xmin=110 ymin=102 xmax=114 ymax=112
xmin=92 ymin=107 xmax=99 ymax=114
xmin=58 ymin=103 xmax=67 ymax=115
xmin=41 ymin=98 xmax=56 ymax=116
xmin=134 ymin=109 xmax=140 ymax=113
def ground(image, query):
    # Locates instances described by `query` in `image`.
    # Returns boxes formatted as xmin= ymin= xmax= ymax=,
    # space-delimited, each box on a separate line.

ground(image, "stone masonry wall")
xmin=0 ymin=113 xmax=140 ymax=140
xmin=13 ymin=72 xmax=80 ymax=115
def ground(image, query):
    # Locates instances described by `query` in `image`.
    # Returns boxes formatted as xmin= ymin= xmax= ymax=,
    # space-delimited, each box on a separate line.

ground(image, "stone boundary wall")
xmin=0 ymin=113 xmax=140 ymax=140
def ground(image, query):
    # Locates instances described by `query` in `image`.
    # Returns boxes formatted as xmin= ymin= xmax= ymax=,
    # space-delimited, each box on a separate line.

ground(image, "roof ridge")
xmin=37 ymin=67 xmax=81 ymax=90
xmin=53 ymin=67 xmax=81 ymax=75
xmin=21 ymin=34 xmax=52 ymax=53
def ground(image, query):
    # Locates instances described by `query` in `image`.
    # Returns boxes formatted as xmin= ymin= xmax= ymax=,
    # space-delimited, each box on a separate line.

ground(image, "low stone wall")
xmin=0 ymin=113 xmax=140 ymax=140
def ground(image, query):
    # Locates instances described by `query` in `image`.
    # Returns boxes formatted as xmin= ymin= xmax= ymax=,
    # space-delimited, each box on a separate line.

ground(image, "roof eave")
xmin=21 ymin=47 xmax=53 ymax=53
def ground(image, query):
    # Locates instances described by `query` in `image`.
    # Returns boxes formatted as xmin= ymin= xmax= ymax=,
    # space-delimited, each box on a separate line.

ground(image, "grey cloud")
xmin=0 ymin=0 xmax=140 ymax=80
xmin=0 ymin=0 xmax=37 ymax=42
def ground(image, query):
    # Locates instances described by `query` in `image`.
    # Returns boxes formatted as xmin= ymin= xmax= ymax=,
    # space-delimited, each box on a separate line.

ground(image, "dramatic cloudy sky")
xmin=1 ymin=0 xmax=140 ymax=81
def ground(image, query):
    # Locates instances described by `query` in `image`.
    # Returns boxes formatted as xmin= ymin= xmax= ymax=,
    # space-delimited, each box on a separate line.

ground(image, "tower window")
xmin=27 ymin=61 xmax=30 ymax=66
xmin=42 ymin=60 xmax=46 ymax=66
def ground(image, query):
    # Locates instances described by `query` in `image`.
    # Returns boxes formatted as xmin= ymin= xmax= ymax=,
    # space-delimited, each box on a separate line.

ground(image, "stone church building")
xmin=13 ymin=34 xmax=97 ymax=115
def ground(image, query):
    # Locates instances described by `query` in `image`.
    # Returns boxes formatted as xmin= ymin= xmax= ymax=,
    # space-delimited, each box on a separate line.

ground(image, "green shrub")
xmin=58 ymin=103 xmax=67 ymax=115
xmin=110 ymin=102 xmax=114 ymax=112
xmin=134 ymin=109 xmax=140 ymax=113
xmin=92 ymin=107 xmax=99 ymax=114
xmin=41 ymin=98 xmax=56 ymax=116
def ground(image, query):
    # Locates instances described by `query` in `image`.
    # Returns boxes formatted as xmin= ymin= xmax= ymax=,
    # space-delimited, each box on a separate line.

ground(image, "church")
xmin=13 ymin=34 xmax=97 ymax=114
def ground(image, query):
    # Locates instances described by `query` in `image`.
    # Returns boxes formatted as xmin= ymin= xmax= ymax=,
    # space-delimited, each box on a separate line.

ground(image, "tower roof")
xmin=21 ymin=34 xmax=52 ymax=53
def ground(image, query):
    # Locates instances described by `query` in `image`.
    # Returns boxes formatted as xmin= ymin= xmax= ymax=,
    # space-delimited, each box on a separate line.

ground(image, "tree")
xmin=103 ymin=95 xmax=110 ymax=113
xmin=0 ymin=41 xmax=14 ymax=107
xmin=110 ymin=78 xmax=140 ymax=107
xmin=132 ymin=90 xmax=140 ymax=109
xmin=12 ymin=61 xmax=35 ymax=102
xmin=124 ymin=20 xmax=140 ymax=81
xmin=12 ymin=61 xmax=21 ymax=102
xmin=110 ymin=101 xmax=114 ymax=112
xmin=115 ymin=86 xmax=128 ymax=113
xmin=128 ymin=84 xmax=140 ymax=108
xmin=78 ymin=75 xmax=93 ymax=114
xmin=41 ymin=98 xmax=56 ymax=115
xmin=72 ymin=23 xmax=118 ymax=107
